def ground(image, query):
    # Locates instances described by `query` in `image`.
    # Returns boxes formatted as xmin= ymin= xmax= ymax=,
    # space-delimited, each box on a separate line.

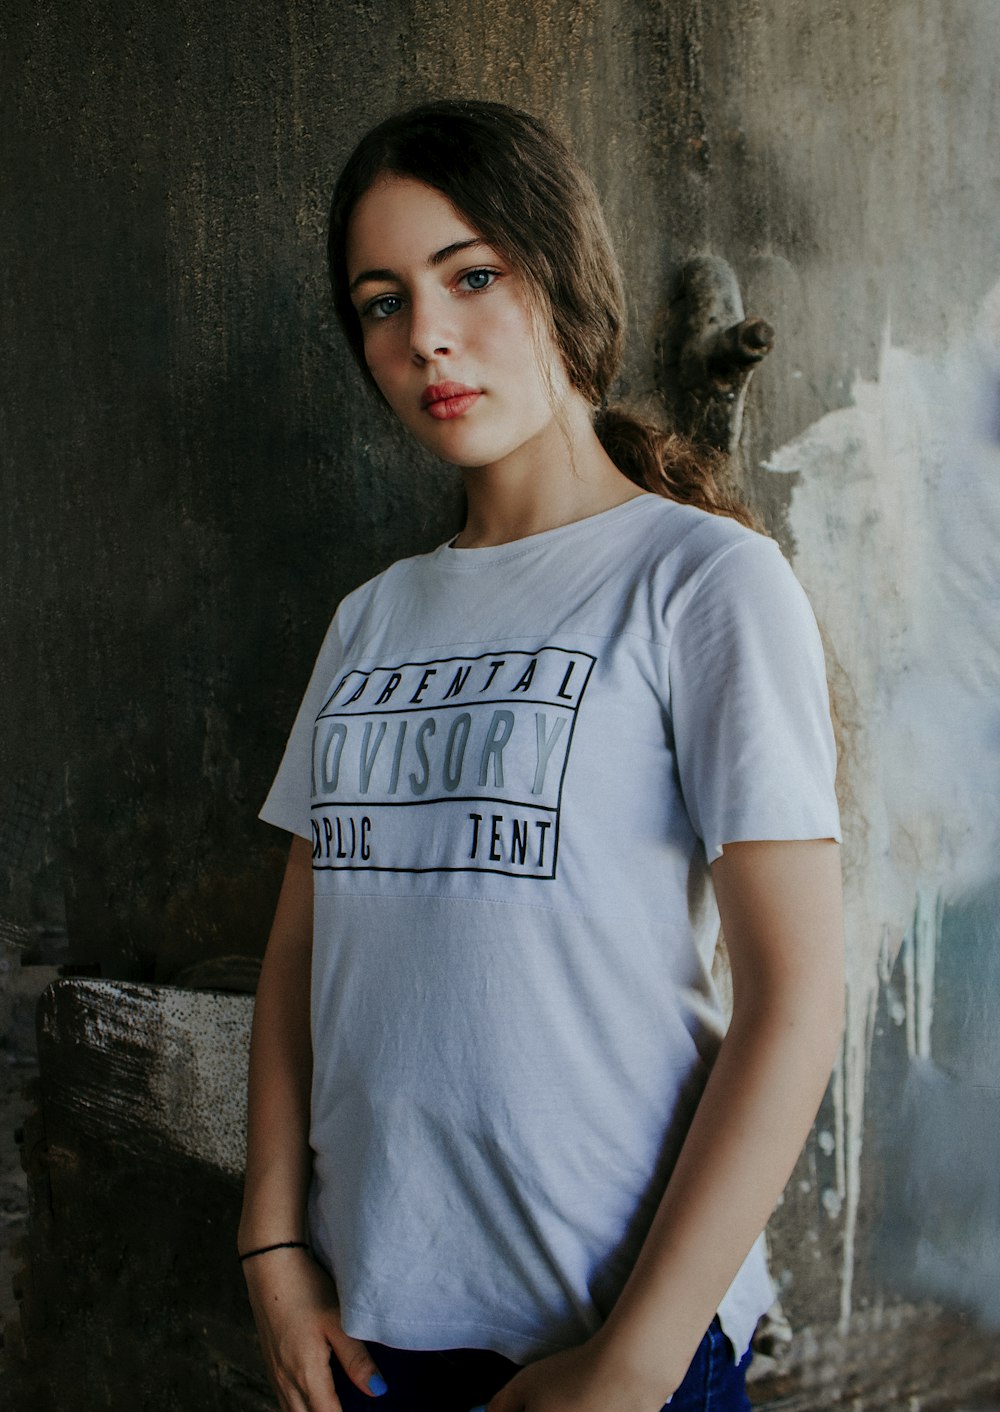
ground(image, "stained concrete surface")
xmin=2 ymin=981 xmax=270 ymax=1412
xmin=4 ymin=0 xmax=1000 ymax=1406
xmin=0 ymin=944 xmax=59 ymax=1387
xmin=0 ymin=1058 xmax=33 ymax=1345
xmin=3 ymin=979 xmax=999 ymax=1412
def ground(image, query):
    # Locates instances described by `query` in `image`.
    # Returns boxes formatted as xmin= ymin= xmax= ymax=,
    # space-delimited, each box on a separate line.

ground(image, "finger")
xmin=276 ymin=1357 xmax=348 ymax=1412
xmin=479 ymin=1386 xmax=520 ymax=1412
xmin=327 ymin=1326 xmax=388 ymax=1398
xmin=271 ymin=1341 xmax=347 ymax=1412
xmin=298 ymin=1364 xmax=346 ymax=1412
xmin=276 ymin=1368 xmax=339 ymax=1412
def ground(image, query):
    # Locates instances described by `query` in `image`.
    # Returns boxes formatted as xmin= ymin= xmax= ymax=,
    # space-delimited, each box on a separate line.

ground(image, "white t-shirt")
xmin=260 ymin=493 xmax=841 ymax=1364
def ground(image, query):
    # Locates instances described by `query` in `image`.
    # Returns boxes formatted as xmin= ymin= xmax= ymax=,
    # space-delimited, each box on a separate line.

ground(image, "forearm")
xmin=597 ymin=986 xmax=842 ymax=1389
xmin=595 ymin=840 xmax=844 ymax=1396
xmin=239 ymin=834 xmax=316 ymax=1251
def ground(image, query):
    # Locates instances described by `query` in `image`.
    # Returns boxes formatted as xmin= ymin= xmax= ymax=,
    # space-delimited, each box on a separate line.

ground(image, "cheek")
xmin=490 ymin=302 xmax=536 ymax=354
xmin=491 ymin=304 xmax=568 ymax=395
xmin=364 ymin=348 xmax=422 ymax=427
xmin=361 ymin=337 xmax=401 ymax=395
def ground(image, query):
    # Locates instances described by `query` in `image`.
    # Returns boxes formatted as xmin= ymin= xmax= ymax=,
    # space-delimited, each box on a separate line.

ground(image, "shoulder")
xmin=620 ymin=501 xmax=828 ymax=685
xmin=619 ymin=494 xmax=768 ymax=567
xmin=330 ymin=545 xmax=441 ymax=633
xmin=627 ymin=497 xmax=796 ymax=619
xmin=662 ymin=511 xmax=825 ymax=680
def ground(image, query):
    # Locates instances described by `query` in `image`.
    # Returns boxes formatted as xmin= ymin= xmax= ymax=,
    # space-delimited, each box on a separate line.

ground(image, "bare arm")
xmin=488 ymin=838 xmax=845 ymax=1412
xmin=240 ymin=835 xmax=387 ymax=1411
xmin=239 ymin=834 xmax=315 ymax=1253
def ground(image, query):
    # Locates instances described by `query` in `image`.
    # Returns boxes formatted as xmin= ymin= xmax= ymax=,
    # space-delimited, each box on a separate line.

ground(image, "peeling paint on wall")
xmin=765 ymin=281 xmax=1000 ymax=1329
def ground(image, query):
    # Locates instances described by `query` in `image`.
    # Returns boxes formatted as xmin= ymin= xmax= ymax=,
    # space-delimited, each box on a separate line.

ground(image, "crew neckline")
xmin=432 ymin=494 xmax=662 ymax=569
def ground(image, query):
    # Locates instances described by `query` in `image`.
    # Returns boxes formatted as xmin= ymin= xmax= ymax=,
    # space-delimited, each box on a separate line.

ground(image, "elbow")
xmin=732 ymin=963 xmax=845 ymax=1078
xmin=806 ymin=974 xmax=845 ymax=1082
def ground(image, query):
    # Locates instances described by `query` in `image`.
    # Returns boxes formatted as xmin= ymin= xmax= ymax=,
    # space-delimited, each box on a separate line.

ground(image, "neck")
xmin=453 ymin=397 xmax=644 ymax=549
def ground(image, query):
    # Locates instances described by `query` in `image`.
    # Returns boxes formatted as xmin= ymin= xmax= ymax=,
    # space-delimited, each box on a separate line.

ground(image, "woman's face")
xmin=345 ymin=175 xmax=573 ymax=472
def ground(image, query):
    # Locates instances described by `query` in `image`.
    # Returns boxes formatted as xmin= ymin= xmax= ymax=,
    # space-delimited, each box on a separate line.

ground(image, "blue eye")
xmin=364 ymin=293 xmax=404 ymax=321
xmin=460 ymin=268 xmax=497 ymax=291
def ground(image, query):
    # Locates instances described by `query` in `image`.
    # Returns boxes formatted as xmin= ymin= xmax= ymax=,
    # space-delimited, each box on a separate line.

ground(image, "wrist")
xmin=237 ymin=1203 xmax=307 ymax=1253
xmin=588 ymin=1321 xmax=685 ymax=1405
xmin=238 ymin=1239 xmax=311 ymax=1265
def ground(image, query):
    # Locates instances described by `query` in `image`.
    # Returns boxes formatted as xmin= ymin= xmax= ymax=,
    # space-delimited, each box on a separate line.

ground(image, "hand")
xmin=243 ymin=1248 xmax=387 ymax=1411
xmin=475 ymin=1337 xmax=670 ymax=1412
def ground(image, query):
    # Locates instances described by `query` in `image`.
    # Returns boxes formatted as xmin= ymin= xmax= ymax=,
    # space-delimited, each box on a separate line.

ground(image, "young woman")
xmin=238 ymin=100 xmax=844 ymax=1412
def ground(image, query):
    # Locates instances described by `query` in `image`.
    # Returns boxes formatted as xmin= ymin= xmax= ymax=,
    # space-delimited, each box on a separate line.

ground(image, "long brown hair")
xmin=328 ymin=99 xmax=754 ymax=528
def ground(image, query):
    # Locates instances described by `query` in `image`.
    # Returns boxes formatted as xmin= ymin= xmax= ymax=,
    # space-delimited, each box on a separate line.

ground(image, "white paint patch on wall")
xmin=145 ymin=987 xmax=252 ymax=1177
xmin=764 ymin=281 xmax=1000 ymax=1329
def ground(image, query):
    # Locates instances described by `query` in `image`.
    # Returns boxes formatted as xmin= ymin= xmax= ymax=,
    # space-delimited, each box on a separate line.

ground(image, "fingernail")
xmin=469 ymin=1406 xmax=488 ymax=1411
xmin=368 ymin=1372 xmax=389 ymax=1396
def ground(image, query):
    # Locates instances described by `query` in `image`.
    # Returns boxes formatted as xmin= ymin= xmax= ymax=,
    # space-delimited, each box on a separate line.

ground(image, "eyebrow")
xmin=349 ymin=238 xmax=489 ymax=294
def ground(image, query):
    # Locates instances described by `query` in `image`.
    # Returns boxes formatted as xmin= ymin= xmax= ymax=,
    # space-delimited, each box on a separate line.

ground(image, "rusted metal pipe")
xmin=656 ymin=255 xmax=775 ymax=458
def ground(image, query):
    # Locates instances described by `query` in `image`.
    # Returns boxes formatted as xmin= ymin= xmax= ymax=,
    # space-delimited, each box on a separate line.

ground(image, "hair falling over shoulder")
xmin=593 ymin=406 xmax=759 ymax=529
xmin=330 ymin=98 xmax=758 ymax=530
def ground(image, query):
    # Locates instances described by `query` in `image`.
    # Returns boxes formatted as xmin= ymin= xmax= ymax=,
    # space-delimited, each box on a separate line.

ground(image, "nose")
xmin=408 ymin=292 xmax=454 ymax=364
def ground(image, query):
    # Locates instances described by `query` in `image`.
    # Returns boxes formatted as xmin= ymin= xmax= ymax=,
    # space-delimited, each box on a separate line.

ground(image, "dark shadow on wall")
xmin=1 ymin=0 xmax=465 ymax=984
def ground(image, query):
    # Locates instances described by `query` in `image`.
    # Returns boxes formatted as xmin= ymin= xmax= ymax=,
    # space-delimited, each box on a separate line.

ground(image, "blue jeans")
xmin=329 ymin=1318 xmax=752 ymax=1411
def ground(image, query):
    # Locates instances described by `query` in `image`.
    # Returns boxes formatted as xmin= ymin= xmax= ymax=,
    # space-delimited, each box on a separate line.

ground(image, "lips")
xmin=421 ymin=381 xmax=482 ymax=420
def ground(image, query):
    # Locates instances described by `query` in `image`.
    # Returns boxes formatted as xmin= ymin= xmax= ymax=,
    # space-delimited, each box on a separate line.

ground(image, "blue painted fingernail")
xmin=368 ymin=1372 xmax=389 ymax=1396
xmin=469 ymin=1406 xmax=488 ymax=1411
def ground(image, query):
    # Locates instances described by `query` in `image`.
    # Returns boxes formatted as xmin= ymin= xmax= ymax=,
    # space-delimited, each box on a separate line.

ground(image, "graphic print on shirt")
xmin=310 ymin=646 xmax=595 ymax=879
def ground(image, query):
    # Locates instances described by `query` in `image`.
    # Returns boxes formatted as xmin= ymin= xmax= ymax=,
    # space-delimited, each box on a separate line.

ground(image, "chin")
xmin=416 ymin=430 xmax=514 ymax=468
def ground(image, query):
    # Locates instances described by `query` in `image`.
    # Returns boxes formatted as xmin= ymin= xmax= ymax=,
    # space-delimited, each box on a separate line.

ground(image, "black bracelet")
xmin=238 ymin=1240 xmax=310 ymax=1264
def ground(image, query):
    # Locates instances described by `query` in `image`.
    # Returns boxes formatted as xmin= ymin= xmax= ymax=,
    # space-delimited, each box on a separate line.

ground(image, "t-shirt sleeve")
xmin=668 ymin=534 xmax=841 ymax=863
xmin=259 ymin=613 xmax=348 ymax=841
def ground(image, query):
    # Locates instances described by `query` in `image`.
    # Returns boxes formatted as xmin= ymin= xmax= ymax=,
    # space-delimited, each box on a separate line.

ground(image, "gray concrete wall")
xmin=3 ymin=1 xmax=999 ymax=1406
